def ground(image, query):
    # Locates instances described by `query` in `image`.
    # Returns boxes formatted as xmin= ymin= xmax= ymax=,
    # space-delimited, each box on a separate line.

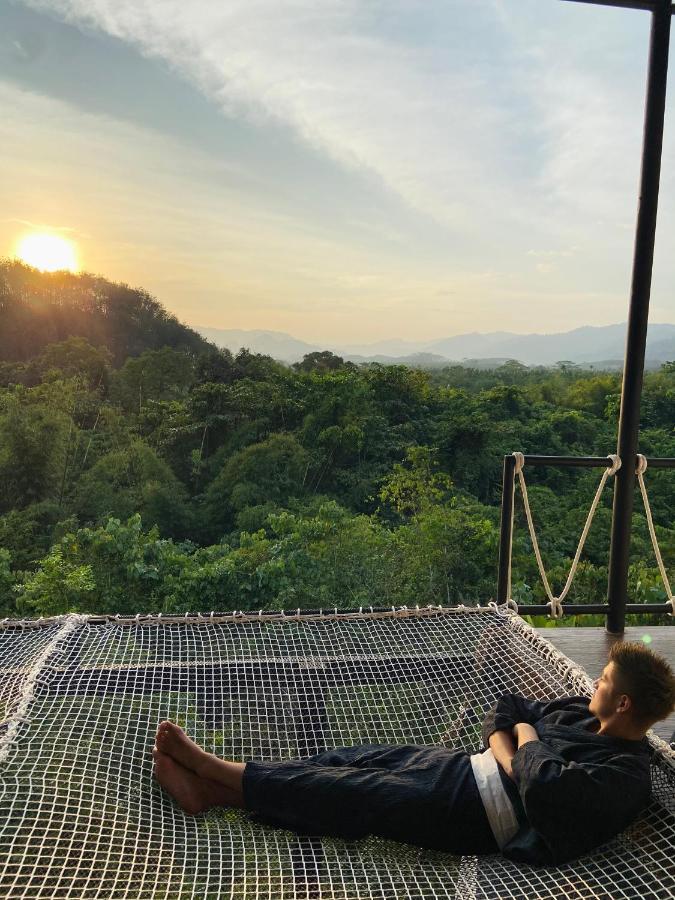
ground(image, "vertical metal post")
xmin=607 ymin=0 xmax=671 ymax=634
xmin=497 ymin=455 xmax=517 ymax=604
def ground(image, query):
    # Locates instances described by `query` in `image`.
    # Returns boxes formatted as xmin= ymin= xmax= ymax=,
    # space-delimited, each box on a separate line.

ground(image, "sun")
xmin=16 ymin=233 xmax=79 ymax=273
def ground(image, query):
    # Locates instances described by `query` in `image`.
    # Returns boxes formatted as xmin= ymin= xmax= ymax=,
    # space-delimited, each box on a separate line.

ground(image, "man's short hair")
xmin=609 ymin=641 xmax=675 ymax=726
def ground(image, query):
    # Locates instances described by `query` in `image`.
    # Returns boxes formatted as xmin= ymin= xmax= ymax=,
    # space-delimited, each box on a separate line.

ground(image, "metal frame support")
xmin=558 ymin=0 xmax=672 ymax=633
xmin=606 ymin=0 xmax=672 ymax=633
xmin=560 ymin=1 xmax=673 ymax=14
xmin=497 ymin=455 xmax=517 ymax=606
xmin=496 ymin=454 xmax=675 ymax=616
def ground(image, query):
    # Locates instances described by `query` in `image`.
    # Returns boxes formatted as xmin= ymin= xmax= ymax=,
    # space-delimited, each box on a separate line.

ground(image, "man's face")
xmin=589 ymin=661 xmax=624 ymax=720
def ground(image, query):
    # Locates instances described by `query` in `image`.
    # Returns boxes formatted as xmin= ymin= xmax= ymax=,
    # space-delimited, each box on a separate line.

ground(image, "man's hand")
xmin=512 ymin=722 xmax=540 ymax=748
xmin=488 ymin=729 xmax=517 ymax=781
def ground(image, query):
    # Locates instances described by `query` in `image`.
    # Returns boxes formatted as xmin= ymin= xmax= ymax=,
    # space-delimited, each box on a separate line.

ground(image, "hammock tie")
xmin=509 ymin=452 xmax=621 ymax=619
xmin=635 ymin=454 xmax=675 ymax=617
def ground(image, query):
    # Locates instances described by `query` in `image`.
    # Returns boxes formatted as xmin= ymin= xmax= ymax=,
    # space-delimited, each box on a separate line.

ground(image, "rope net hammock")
xmin=0 ymin=606 xmax=672 ymax=899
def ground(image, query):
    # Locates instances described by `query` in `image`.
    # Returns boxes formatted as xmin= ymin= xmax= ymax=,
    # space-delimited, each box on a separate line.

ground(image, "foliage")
xmin=0 ymin=271 xmax=674 ymax=621
xmin=0 ymin=259 xmax=210 ymax=364
xmin=73 ymin=440 xmax=192 ymax=538
xmin=0 ymin=548 xmax=17 ymax=616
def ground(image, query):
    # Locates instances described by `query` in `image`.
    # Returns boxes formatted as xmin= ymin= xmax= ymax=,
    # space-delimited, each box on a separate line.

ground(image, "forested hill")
xmin=0 ymin=261 xmax=674 ymax=624
xmin=0 ymin=260 xmax=210 ymax=365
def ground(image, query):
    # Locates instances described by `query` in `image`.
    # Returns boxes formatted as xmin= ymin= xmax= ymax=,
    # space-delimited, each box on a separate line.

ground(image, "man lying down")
xmin=153 ymin=641 xmax=675 ymax=867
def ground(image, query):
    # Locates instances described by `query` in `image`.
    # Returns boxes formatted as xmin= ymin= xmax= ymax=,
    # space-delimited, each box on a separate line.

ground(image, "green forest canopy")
xmin=1 ymin=261 xmax=674 ymax=624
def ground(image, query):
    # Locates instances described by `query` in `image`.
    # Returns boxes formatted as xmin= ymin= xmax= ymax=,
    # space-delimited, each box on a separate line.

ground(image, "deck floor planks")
xmin=535 ymin=625 xmax=675 ymax=743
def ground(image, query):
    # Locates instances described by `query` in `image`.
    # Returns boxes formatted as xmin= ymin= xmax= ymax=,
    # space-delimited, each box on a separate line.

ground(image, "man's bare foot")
xmin=155 ymin=721 xmax=211 ymax=774
xmin=153 ymin=747 xmax=244 ymax=815
xmin=153 ymin=748 xmax=215 ymax=816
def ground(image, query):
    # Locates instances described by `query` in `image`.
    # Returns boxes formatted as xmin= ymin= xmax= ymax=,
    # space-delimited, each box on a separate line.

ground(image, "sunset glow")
xmin=16 ymin=233 xmax=79 ymax=273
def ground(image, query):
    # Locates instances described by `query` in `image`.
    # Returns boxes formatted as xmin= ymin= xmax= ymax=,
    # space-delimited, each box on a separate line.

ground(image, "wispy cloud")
xmin=22 ymin=2 xmax=659 ymax=247
xmin=8 ymin=5 xmax=544 ymax=228
xmin=8 ymin=0 xmax=675 ymax=337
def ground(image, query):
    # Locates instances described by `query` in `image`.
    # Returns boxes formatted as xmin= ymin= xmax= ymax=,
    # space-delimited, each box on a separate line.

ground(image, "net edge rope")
xmin=0 ymin=613 xmax=87 ymax=764
xmin=0 ymin=604 xmax=503 ymax=631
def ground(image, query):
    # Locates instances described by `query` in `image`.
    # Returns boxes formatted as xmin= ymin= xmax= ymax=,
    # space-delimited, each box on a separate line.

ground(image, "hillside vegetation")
xmin=0 ymin=259 xmax=210 ymax=365
xmin=1 ymin=265 xmax=674 ymax=624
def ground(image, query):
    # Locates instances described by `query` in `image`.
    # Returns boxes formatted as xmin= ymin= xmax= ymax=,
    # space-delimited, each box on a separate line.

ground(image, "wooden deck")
xmin=535 ymin=625 xmax=675 ymax=744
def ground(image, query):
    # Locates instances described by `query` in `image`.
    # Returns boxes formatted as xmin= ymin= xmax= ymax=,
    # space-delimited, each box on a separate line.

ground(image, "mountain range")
xmin=197 ymin=323 xmax=675 ymax=369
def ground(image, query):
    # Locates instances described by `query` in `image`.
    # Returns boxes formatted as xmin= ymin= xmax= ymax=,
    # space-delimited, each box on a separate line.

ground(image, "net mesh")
xmin=0 ymin=606 xmax=672 ymax=899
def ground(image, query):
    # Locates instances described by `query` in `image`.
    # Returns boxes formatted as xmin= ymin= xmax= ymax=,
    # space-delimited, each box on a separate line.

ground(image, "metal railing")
xmin=497 ymin=454 xmax=675 ymax=620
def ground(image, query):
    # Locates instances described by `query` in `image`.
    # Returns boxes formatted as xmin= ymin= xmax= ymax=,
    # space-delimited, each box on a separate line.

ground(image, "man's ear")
xmin=617 ymin=693 xmax=632 ymax=714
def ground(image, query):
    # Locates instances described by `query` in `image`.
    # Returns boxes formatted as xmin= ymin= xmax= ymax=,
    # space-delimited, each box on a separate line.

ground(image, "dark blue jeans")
xmin=243 ymin=743 xmax=499 ymax=855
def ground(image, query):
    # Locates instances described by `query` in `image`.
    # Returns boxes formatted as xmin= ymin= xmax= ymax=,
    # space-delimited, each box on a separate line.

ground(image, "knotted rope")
xmin=635 ymin=454 xmax=675 ymax=616
xmin=509 ymin=452 xmax=621 ymax=619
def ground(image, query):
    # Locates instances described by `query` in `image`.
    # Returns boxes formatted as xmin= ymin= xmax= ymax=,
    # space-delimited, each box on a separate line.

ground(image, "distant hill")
xmin=0 ymin=260 xmax=211 ymax=366
xmin=423 ymin=323 xmax=675 ymax=366
xmin=198 ymin=327 xmax=319 ymax=362
xmin=343 ymin=351 xmax=449 ymax=368
xmin=199 ymin=323 xmax=675 ymax=368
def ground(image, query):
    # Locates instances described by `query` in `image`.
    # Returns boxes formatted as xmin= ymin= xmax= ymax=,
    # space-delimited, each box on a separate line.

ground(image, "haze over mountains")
xmin=198 ymin=323 xmax=675 ymax=369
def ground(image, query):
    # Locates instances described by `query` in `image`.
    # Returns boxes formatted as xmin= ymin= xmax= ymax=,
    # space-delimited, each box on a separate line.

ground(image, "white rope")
xmin=0 ymin=604 xmax=507 ymax=630
xmin=510 ymin=452 xmax=621 ymax=619
xmin=454 ymin=855 xmax=478 ymax=900
xmin=635 ymin=455 xmax=675 ymax=617
xmin=0 ymin=614 xmax=86 ymax=764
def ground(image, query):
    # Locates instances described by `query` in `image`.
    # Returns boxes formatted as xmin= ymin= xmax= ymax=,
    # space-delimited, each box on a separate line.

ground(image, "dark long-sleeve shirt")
xmin=481 ymin=693 xmax=652 ymax=866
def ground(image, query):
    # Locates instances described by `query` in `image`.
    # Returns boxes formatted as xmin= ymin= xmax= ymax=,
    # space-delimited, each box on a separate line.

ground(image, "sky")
xmin=1 ymin=0 xmax=674 ymax=345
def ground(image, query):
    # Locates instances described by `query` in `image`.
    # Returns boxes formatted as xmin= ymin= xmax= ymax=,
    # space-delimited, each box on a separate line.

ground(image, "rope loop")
xmin=506 ymin=598 xmax=519 ymax=614
xmin=635 ymin=456 xmax=674 ymax=615
xmin=547 ymin=597 xmax=564 ymax=620
xmin=606 ymin=453 xmax=621 ymax=476
xmin=512 ymin=451 xmax=525 ymax=474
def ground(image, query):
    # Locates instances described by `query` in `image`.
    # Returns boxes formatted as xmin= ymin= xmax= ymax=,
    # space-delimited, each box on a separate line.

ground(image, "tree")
xmin=195 ymin=347 xmax=236 ymax=384
xmin=17 ymin=516 xmax=190 ymax=616
xmin=294 ymin=351 xmax=347 ymax=373
xmin=34 ymin=337 xmax=111 ymax=392
xmin=202 ymin=433 xmax=309 ymax=540
xmin=109 ymin=347 xmax=196 ymax=412
xmin=0 ymin=548 xmax=17 ymax=616
xmin=0 ymin=389 xmax=70 ymax=512
xmin=73 ymin=440 xmax=191 ymax=539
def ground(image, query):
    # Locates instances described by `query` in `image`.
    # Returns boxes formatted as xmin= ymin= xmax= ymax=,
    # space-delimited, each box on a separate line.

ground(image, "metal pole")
xmin=497 ymin=455 xmax=516 ymax=604
xmin=607 ymin=0 xmax=671 ymax=634
xmin=561 ymin=1 xmax=660 ymax=11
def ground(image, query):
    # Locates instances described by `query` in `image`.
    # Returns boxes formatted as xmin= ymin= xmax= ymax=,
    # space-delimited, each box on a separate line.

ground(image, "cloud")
xmin=527 ymin=248 xmax=576 ymax=259
xmin=12 ymin=0 xmax=675 ymax=334
xmin=15 ymin=1 xmax=551 ymax=236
